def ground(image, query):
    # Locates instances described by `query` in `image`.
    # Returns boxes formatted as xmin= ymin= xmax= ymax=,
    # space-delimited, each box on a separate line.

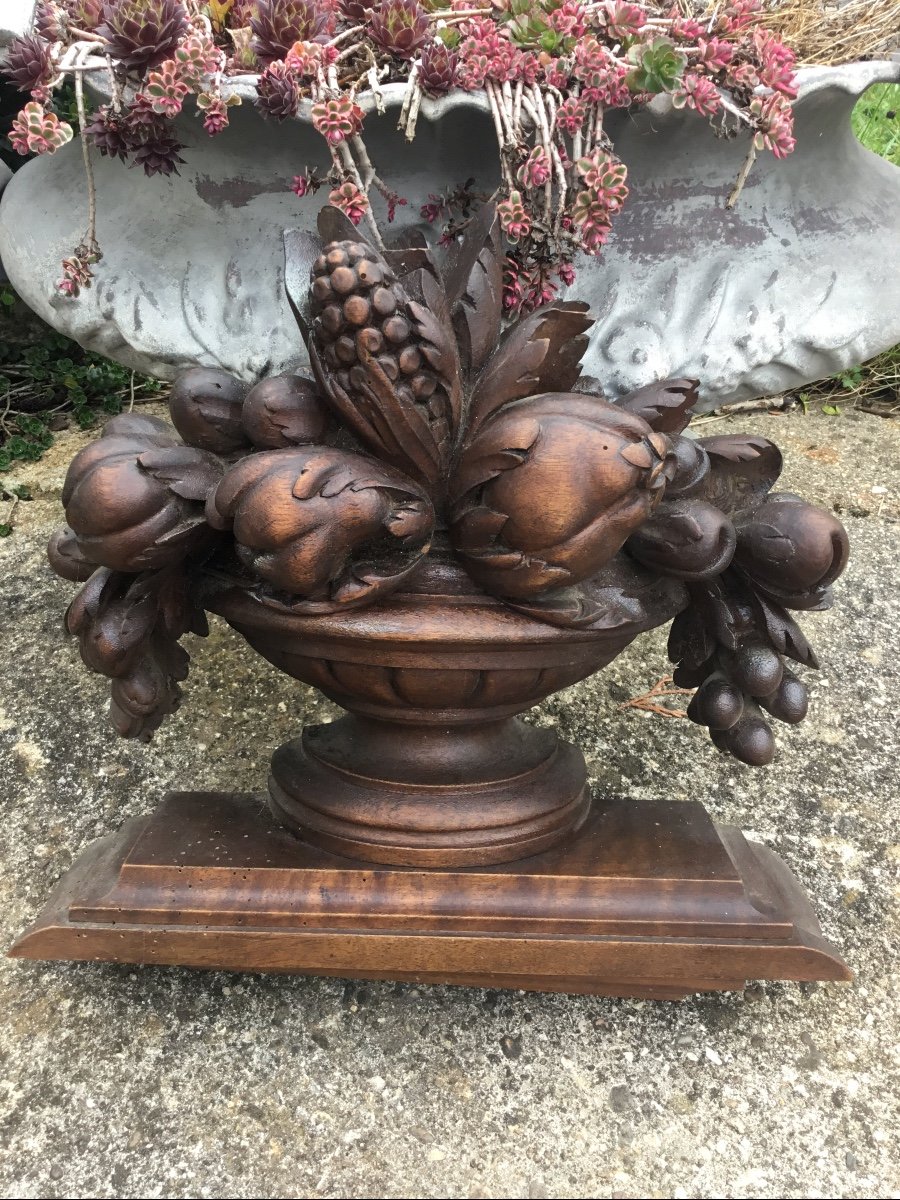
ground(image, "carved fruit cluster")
xmin=310 ymin=242 xmax=444 ymax=433
xmin=47 ymin=203 xmax=848 ymax=765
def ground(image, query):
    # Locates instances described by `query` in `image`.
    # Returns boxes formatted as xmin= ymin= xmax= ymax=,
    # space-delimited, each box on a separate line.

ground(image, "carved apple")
xmin=207 ymin=446 xmax=435 ymax=610
xmin=449 ymin=393 xmax=676 ymax=599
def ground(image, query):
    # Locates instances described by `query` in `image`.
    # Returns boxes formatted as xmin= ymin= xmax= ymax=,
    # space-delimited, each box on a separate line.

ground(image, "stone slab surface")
xmin=1 ymin=406 xmax=899 ymax=1198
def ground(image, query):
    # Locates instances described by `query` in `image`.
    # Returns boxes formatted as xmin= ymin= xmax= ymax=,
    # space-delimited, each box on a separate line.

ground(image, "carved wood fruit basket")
xmin=209 ymin=547 xmax=655 ymax=867
xmin=16 ymin=205 xmax=853 ymax=995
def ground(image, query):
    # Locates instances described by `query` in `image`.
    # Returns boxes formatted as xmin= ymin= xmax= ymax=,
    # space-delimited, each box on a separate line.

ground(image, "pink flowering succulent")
xmin=555 ymin=96 xmax=587 ymax=136
xmin=312 ymin=96 xmax=364 ymax=145
xmin=497 ymin=191 xmax=531 ymax=242
xmin=751 ymin=94 xmax=797 ymax=159
xmin=328 ymin=181 xmax=368 ymax=224
xmin=602 ymin=1 xmax=646 ymax=40
xmin=9 ymin=101 xmax=73 ymax=155
xmin=174 ymin=31 xmax=223 ymax=86
xmin=145 ymin=60 xmax=190 ymax=118
xmin=697 ymin=38 xmax=733 ymax=72
xmin=575 ymin=150 xmax=628 ymax=211
xmin=6 ymin=0 xmax=801 ymax=314
xmin=196 ymin=92 xmax=238 ymax=135
xmin=673 ymin=72 xmax=722 ymax=118
xmin=549 ymin=1 xmax=588 ymax=41
xmin=753 ymin=29 xmax=798 ymax=100
xmin=517 ymin=145 xmax=551 ymax=190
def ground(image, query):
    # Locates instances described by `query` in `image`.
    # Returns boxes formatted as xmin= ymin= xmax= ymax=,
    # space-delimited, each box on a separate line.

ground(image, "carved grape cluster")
xmin=47 ymin=203 xmax=848 ymax=762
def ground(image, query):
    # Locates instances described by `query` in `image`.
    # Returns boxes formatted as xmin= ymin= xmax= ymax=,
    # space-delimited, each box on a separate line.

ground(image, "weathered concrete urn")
xmin=1 ymin=61 xmax=899 ymax=409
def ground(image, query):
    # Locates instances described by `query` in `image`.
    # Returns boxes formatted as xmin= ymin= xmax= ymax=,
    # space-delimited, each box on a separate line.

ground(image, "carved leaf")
xmin=406 ymin=267 xmax=463 ymax=440
xmin=381 ymin=229 xmax=440 ymax=291
xmin=615 ymin=378 xmax=700 ymax=434
xmin=747 ymin=585 xmax=820 ymax=669
xmin=667 ymin=603 xmax=716 ymax=670
xmin=284 ymin=226 xmax=324 ymax=342
xmin=440 ymin=205 xmax=503 ymax=377
xmin=317 ymin=204 xmax=366 ymax=244
xmin=467 ymin=302 xmax=593 ymax=435
xmin=697 ymin=435 xmax=783 ymax=516
xmin=510 ymin=556 xmax=686 ymax=633
xmin=137 ymin=445 xmax=225 ymax=502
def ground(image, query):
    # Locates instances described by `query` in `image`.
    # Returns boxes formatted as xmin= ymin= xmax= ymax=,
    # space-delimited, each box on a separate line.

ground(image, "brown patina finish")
xmin=14 ymin=206 xmax=851 ymax=995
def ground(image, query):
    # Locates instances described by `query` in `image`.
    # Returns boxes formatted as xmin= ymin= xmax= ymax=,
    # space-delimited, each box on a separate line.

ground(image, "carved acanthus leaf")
xmin=466 ymin=303 xmax=593 ymax=435
xmin=614 ymin=379 xmax=700 ymax=434
xmin=698 ymin=434 xmax=784 ymax=516
xmin=509 ymin=556 xmax=687 ymax=633
xmin=439 ymin=205 xmax=503 ymax=377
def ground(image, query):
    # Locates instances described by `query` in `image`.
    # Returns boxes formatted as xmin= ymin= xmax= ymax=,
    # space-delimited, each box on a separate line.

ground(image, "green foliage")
xmin=625 ymin=38 xmax=685 ymax=95
xmin=0 ymin=294 xmax=164 ymax=474
xmin=852 ymin=83 xmax=899 ymax=166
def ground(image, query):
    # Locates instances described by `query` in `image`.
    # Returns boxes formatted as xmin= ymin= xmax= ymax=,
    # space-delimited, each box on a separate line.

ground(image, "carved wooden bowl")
xmin=206 ymin=553 xmax=654 ymax=868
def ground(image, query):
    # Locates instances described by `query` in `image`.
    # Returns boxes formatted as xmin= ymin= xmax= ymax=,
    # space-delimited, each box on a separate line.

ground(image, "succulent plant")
xmin=96 ymin=0 xmax=189 ymax=72
xmin=250 ymin=0 xmax=333 ymax=65
xmin=255 ymin=60 xmax=301 ymax=120
xmin=131 ymin=131 xmax=186 ymax=176
xmin=338 ymin=0 xmax=371 ymax=21
xmin=625 ymin=36 xmax=686 ymax=94
xmin=369 ymin=0 xmax=430 ymax=60
xmin=34 ymin=2 xmax=66 ymax=40
xmin=83 ymin=104 xmax=133 ymax=161
xmin=418 ymin=40 xmax=459 ymax=97
xmin=1 ymin=34 xmax=54 ymax=93
xmin=65 ymin=0 xmax=106 ymax=29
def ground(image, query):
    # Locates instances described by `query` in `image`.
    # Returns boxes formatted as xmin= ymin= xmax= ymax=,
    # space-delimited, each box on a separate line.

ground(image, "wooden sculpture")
xmin=12 ymin=206 xmax=853 ymax=997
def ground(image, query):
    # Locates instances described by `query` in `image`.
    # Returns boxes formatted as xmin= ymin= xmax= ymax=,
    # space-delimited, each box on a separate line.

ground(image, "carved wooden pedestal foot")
xmin=268 ymin=716 xmax=590 ymax=867
xmin=10 ymin=792 xmax=851 ymax=998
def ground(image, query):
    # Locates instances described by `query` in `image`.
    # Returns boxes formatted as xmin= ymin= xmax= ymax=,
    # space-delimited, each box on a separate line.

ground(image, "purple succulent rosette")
xmin=5 ymin=1 xmax=799 ymax=299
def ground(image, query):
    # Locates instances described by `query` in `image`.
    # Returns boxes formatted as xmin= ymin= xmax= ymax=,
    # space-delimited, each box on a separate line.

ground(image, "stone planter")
xmin=1 ymin=62 xmax=899 ymax=409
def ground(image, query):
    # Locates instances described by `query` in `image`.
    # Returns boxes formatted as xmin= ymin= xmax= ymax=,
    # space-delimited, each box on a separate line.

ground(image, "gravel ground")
xmin=1 ymin=406 xmax=898 ymax=1200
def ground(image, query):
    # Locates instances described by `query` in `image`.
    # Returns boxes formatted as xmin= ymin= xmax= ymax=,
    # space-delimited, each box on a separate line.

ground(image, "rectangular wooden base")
xmin=9 ymin=792 xmax=852 ymax=998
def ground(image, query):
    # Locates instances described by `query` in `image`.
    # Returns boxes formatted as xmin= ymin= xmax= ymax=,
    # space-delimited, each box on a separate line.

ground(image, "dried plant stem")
xmin=73 ymin=53 xmax=98 ymax=255
xmin=727 ymin=140 xmax=759 ymax=209
xmin=334 ymin=141 xmax=385 ymax=248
